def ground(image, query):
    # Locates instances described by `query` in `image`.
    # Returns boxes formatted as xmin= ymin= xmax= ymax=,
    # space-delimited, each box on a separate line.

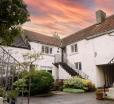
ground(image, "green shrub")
xmin=29 ymin=70 xmax=54 ymax=95
xmin=0 ymin=87 xmax=5 ymax=97
xmin=7 ymin=90 xmax=18 ymax=99
xmin=14 ymin=70 xmax=54 ymax=95
xmin=63 ymin=76 xmax=95 ymax=92
xmin=64 ymin=77 xmax=84 ymax=89
xmin=13 ymin=78 xmax=27 ymax=95
xmin=81 ymin=79 xmax=96 ymax=91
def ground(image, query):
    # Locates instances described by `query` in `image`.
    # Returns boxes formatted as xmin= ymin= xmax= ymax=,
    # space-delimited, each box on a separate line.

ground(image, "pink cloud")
xmin=95 ymin=0 xmax=114 ymax=15
xmin=23 ymin=0 xmax=113 ymax=37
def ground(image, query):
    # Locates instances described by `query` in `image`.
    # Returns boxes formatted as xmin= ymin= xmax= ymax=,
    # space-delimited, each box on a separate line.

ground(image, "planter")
xmin=96 ymin=89 xmax=104 ymax=100
xmin=96 ymin=92 xmax=103 ymax=100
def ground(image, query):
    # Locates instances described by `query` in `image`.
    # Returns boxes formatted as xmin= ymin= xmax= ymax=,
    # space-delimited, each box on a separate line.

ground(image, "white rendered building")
xmin=2 ymin=10 xmax=114 ymax=88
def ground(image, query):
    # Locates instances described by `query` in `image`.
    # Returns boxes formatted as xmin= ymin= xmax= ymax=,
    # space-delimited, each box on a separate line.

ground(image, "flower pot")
xmin=96 ymin=92 xmax=103 ymax=100
xmin=96 ymin=89 xmax=104 ymax=100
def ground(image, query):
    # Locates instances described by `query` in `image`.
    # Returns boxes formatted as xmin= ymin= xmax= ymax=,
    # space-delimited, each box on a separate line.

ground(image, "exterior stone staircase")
xmin=54 ymin=62 xmax=89 ymax=79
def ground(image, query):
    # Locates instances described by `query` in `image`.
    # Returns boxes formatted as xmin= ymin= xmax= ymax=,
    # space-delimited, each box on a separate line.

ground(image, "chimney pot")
xmin=96 ymin=10 xmax=106 ymax=24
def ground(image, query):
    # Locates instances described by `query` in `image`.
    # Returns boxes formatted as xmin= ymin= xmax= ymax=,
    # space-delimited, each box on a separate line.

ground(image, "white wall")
xmin=66 ymin=40 xmax=97 ymax=84
xmin=2 ymin=42 xmax=61 ymax=80
xmin=96 ymin=66 xmax=105 ymax=87
xmin=2 ymin=46 xmax=30 ymax=63
xmin=92 ymin=33 xmax=114 ymax=65
xmin=66 ymin=32 xmax=114 ymax=87
xmin=58 ymin=65 xmax=71 ymax=79
xmin=29 ymin=42 xmax=61 ymax=70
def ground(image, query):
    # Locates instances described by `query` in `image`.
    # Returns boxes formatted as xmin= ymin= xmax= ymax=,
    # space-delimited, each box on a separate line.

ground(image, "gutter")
xmin=86 ymin=29 xmax=114 ymax=40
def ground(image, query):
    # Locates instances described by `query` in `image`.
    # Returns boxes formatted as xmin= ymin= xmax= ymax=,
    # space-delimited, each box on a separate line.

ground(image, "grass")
xmin=63 ymin=88 xmax=85 ymax=93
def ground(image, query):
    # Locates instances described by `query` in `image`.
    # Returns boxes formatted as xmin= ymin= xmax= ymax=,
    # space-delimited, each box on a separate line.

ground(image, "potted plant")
xmin=96 ymin=89 xmax=104 ymax=100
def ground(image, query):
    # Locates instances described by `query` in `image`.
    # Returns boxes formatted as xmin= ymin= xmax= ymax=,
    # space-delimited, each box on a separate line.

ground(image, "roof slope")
xmin=63 ymin=15 xmax=114 ymax=46
xmin=11 ymin=34 xmax=30 ymax=49
xmin=24 ymin=30 xmax=61 ymax=47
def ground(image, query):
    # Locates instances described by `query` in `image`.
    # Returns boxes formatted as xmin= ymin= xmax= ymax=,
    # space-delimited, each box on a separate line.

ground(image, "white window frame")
xmin=75 ymin=62 xmax=82 ymax=70
xmin=42 ymin=45 xmax=53 ymax=54
xmin=71 ymin=43 xmax=78 ymax=53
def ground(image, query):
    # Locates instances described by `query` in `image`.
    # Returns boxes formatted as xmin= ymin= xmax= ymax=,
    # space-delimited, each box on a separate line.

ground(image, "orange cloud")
xmin=23 ymin=0 xmax=113 ymax=37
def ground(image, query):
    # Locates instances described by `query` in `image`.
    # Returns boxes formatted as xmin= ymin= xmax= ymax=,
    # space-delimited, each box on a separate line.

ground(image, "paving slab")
xmin=17 ymin=92 xmax=114 ymax=104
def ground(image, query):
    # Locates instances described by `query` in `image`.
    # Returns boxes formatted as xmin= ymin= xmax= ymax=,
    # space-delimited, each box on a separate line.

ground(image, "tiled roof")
xmin=63 ymin=15 xmax=114 ymax=46
xmin=14 ymin=14 xmax=114 ymax=48
xmin=11 ymin=34 xmax=31 ymax=49
xmin=24 ymin=30 xmax=61 ymax=47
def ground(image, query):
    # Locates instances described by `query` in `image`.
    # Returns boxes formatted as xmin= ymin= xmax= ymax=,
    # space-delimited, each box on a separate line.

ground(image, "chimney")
xmin=96 ymin=10 xmax=106 ymax=24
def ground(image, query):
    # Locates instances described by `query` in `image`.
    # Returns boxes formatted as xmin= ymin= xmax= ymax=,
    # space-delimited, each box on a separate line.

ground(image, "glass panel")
xmin=71 ymin=45 xmax=74 ymax=52
xmin=79 ymin=62 xmax=82 ymax=70
xmin=50 ymin=48 xmax=52 ymax=54
xmin=42 ymin=46 xmax=45 ymax=53
xmin=75 ymin=63 xmax=78 ymax=69
xmin=75 ymin=44 xmax=78 ymax=52
xmin=47 ymin=70 xmax=52 ymax=74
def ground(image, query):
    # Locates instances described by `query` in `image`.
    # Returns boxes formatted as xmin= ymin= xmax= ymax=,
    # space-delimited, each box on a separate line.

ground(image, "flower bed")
xmin=63 ymin=76 xmax=96 ymax=93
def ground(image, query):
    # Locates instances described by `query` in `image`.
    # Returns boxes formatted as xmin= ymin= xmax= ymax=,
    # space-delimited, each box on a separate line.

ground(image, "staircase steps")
xmin=54 ymin=62 xmax=89 ymax=79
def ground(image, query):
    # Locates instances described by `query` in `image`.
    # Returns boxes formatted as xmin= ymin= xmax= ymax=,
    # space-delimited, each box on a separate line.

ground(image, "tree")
xmin=22 ymin=52 xmax=42 ymax=104
xmin=0 ymin=0 xmax=29 ymax=45
xmin=23 ymin=52 xmax=42 ymax=70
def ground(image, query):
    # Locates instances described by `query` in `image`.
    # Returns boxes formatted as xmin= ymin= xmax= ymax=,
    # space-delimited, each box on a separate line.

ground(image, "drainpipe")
xmin=61 ymin=47 xmax=64 ymax=63
xmin=103 ymin=68 xmax=106 ymax=94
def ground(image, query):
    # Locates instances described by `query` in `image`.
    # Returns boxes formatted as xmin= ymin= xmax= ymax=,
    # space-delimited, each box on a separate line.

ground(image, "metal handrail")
xmin=108 ymin=57 xmax=114 ymax=64
xmin=0 ymin=45 xmax=25 ymax=69
xmin=67 ymin=61 xmax=89 ymax=79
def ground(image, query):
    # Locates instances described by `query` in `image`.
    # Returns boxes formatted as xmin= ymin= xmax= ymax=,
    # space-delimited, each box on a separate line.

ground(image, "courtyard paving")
xmin=17 ymin=92 xmax=114 ymax=104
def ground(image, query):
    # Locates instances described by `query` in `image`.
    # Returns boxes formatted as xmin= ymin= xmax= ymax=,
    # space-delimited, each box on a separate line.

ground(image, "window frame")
xmin=75 ymin=62 xmax=82 ymax=70
xmin=42 ymin=45 xmax=53 ymax=54
xmin=71 ymin=43 xmax=78 ymax=53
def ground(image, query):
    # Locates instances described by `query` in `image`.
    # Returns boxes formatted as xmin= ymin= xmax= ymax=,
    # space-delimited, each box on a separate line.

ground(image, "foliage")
xmin=0 ymin=0 xmax=29 ymax=45
xmin=63 ymin=76 xmax=96 ymax=92
xmin=64 ymin=77 xmax=84 ymax=89
xmin=82 ymin=79 xmax=96 ymax=91
xmin=18 ymin=70 xmax=29 ymax=79
xmin=23 ymin=52 xmax=42 ymax=70
xmin=26 ymin=70 xmax=54 ymax=95
xmin=14 ymin=70 xmax=54 ymax=95
xmin=63 ymin=88 xmax=85 ymax=93
xmin=0 ymin=87 xmax=5 ymax=97
xmin=13 ymin=78 xmax=27 ymax=94
xmin=7 ymin=90 xmax=18 ymax=99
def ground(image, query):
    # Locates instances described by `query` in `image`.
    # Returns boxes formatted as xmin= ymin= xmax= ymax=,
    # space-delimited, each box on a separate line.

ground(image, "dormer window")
xmin=42 ymin=45 xmax=52 ymax=54
xmin=71 ymin=44 xmax=78 ymax=53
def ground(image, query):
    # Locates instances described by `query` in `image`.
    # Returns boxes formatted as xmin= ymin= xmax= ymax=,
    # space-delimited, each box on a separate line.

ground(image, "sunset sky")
xmin=23 ymin=0 xmax=114 ymax=37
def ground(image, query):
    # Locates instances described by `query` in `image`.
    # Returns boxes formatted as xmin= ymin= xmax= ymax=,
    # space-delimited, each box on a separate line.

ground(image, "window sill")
xmin=69 ymin=52 xmax=79 ymax=56
xmin=42 ymin=53 xmax=54 ymax=57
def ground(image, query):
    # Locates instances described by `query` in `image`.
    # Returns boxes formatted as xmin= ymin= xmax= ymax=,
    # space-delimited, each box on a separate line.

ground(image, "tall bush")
xmin=14 ymin=70 xmax=54 ymax=95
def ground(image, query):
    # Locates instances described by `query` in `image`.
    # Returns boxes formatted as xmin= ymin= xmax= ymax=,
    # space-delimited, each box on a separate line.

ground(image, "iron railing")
xmin=0 ymin=46 xmax=25 ymax=89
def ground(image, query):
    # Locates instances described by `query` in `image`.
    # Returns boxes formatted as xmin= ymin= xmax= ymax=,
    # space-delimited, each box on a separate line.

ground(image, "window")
xmin=42 ymin=45 xmax=53 ymax=54
xmin=75 ymin=62 xmax=82 ymax=70
xmin=71 ymin=44 xmax=78 ymax=53
xmin=47 ymin=70 xmax=52 ymax=74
